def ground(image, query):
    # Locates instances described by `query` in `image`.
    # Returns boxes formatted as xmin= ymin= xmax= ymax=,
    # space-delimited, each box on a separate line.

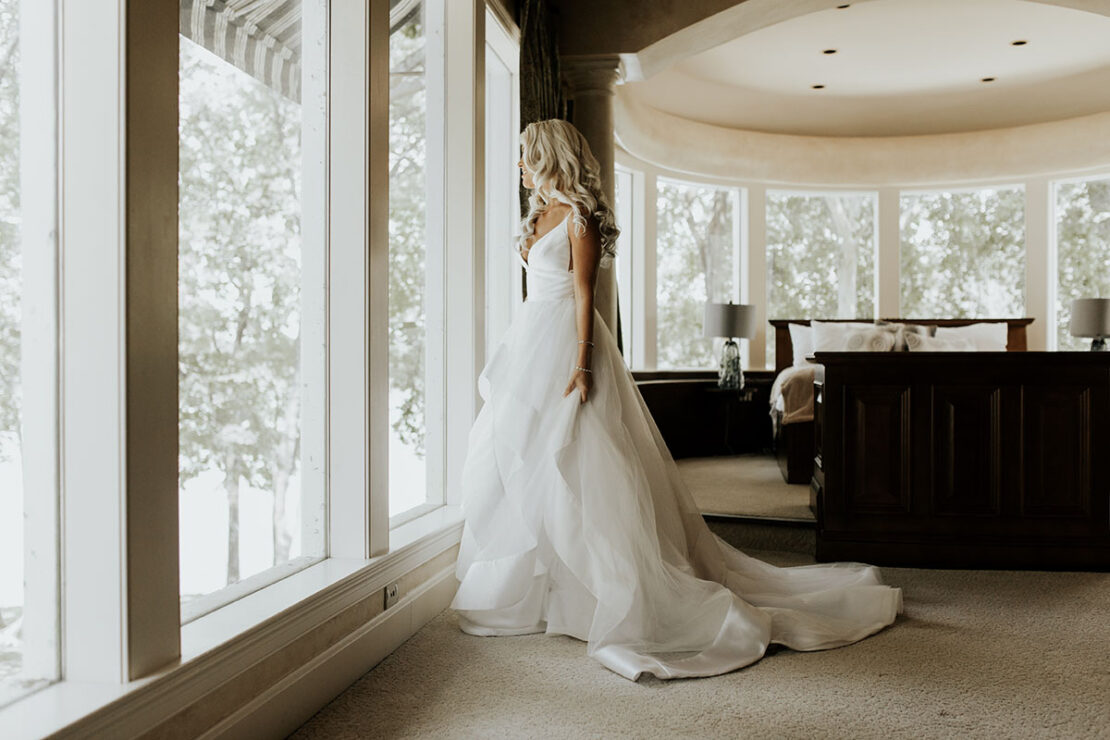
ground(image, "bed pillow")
xmin=788 ymin=324 xmax=814 ymax=367
xmin=904 ymin=332 xmax=977 ymax=351
xmin=811 ymin=321 xmax=874 ymax=353
xmin=934 ymin=323 xmax=1008 ymax=351
xmin=844 ymin=328 xmax=897 ymax=352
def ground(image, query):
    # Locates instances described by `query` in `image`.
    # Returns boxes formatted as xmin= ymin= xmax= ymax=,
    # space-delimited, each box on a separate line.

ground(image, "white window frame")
xmin=1044 ymin=171 xmax=1110 ymax=351
xmin=483 ymin=4 xmax=522 ymax=361
xmin=652 ymin=173 xmax=743 ymax=372
xmin=5 ymin=0 xmax=484 ymax=733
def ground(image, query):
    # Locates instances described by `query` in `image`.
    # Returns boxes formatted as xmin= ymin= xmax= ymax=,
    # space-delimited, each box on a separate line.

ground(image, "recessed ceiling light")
xmin=823 ymin=49 xmax=838 ymax=55
xmin=1011 ymin=40 xmax=1028 ymax=46
xmin=981 ymin=77 xmax=996 ymax=83
xmin=812 ymin=84 xmax=826 ymax=89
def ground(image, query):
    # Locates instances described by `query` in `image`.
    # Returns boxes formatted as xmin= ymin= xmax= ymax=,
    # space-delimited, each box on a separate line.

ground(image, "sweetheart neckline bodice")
xmin=520 ymin=213 xmax=570 ymax=268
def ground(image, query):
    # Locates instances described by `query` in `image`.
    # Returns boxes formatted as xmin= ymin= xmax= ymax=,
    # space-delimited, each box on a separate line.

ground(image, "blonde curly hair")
xmin=518 ymin=119 xmax=620 ymax=267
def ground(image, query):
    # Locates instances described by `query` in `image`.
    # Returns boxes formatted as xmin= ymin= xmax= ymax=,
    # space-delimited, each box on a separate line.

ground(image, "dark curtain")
xmin=516 ymin=0 xmax=566 ymax=301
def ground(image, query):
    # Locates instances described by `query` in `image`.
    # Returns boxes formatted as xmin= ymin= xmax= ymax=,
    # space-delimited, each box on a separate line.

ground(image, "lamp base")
xmin=1092 ymin=337 xmax=1108 ymax=351
xmin=717 ymin=339 xmax=743 ymax=390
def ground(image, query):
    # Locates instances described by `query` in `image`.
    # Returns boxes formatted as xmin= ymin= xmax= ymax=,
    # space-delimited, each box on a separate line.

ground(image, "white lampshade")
xmin=1070 ymin=298 xmax=1110 ymax=338
xmin=703 ymin=302 xmax=756 ymax=339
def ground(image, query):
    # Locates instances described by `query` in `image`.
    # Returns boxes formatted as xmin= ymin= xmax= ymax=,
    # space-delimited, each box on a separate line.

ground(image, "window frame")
xmin=652 ymin=174 xmax=743 ymax=372
xmin=615 ymin=146 xmax=1090 ymax=370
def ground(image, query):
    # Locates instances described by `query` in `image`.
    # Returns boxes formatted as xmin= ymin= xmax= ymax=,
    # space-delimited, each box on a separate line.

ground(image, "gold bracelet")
xmin=575 ymin=366 xmax=592 ymax=373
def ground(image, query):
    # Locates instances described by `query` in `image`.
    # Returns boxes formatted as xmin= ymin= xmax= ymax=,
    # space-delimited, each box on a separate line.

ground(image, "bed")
xmin=812 ymin=348 xmax=1110 ymax=570
xmin=768 ymin=318 xmax=1033 ymax=486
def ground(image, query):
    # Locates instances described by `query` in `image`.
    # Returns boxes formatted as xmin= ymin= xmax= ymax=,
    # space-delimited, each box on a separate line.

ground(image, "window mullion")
xmin=1024 ymin=178 xmax=1051 ymax=351
xmin=328 ymin=0 xmax=386 ymax=559
xmin=60 ymin=0 xmax=181 ymax=683
xmin=876 ymin=187 xmax=901 ymax=318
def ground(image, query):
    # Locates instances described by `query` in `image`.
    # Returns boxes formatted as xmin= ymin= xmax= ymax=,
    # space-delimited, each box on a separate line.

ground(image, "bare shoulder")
xmin=568 ymin=211 xmax=602 ymax=245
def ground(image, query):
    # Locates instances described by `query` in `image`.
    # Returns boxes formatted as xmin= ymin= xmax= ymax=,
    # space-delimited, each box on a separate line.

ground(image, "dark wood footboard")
xmin=811 ymin=352 xmax=1110 ymax=570
xmin=775 ymin=421 xmax=814 ymax=485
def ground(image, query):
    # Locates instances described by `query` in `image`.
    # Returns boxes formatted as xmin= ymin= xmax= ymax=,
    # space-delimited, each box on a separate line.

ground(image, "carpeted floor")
xmin=677 ymin=455 xmax=813 ymax=520
xmin=290 ymin=552 xmax=1110 ymax=740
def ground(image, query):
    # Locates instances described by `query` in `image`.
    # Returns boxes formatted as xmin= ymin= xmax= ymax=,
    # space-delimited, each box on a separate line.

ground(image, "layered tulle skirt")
xmin=451 ymin=295 xmax=901 ymax=680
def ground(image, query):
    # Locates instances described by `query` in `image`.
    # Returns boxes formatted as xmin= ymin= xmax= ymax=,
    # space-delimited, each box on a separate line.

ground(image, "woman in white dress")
xmin=451 ymin=119 xmax=901 ymax=681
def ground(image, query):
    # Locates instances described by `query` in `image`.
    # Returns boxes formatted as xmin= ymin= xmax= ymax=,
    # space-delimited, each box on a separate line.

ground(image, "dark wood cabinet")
xmin=812 ymin=352 xmax=1110 ymax=570
xmin=634 ymin=371 xmax=773 ymax=459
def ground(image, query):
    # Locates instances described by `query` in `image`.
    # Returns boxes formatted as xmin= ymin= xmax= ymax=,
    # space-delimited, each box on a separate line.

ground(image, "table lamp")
xmin=1069 ymin=298 xmax=1110 ymax=351
xmin=704 ymin=302 xmax=756 ymax=389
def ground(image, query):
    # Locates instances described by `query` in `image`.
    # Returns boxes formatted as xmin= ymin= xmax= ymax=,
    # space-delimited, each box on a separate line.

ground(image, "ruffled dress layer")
xmin=451 ymin=215 xmax=901 ymax=680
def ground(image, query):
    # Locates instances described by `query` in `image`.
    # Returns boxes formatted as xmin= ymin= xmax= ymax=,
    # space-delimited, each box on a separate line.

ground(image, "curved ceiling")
xmin=622 ymin=0 xmax=1110 ymax=136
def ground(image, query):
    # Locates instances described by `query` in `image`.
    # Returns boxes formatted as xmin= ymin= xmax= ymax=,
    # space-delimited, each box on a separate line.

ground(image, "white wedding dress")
xmin=451 ymin=215 xmax=901 ymax=680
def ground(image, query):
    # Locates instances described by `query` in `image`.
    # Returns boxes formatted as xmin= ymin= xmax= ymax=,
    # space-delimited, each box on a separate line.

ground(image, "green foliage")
xmin=900 ymin=188 xmax=1025 ymax=319
xmin=656 ymin=179 xmax=733 ymax=369
xmin=766 ymin=193 xmax=875 ymax=365
xmin=388 ymin=13 xmax=428 ymax=457
xmin=1056 ymin=179 xmax=1110 ymax=350
xmin=0 ymin=0 xmax=20 ymax=449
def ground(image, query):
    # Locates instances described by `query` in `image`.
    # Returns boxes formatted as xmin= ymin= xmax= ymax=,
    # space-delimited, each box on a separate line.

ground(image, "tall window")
xmin=901 ymin=187 xmax=1025 ymax=318
xmin=178 ymin=2 xmax=327 ymax=618
xmin=389 ymin=2 xmax=445 ymax=522
xmin=484 ymin=8 xmax=520 ymax=360
xmin=1 ymin=0 xmax=58 ymax=705
xmin=1055 ymin=177 xmax=1110 ymax=350
xmin=656 ymin=178 xmax=737 ymax=369
xmin=765 ymin=191 xmax=876 ymax=366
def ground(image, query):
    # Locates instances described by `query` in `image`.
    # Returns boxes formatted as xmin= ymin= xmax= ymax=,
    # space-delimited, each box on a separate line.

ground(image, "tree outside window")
xmin=765 ymin=192 xmax=876 ymax=366
xmin=900 ymin=187 xmax=1025 ymax=319
xmin=1056 ymin=178 xmax=1110 ymax=350
xmin=655 ymin=179 xmax=735 ymax=369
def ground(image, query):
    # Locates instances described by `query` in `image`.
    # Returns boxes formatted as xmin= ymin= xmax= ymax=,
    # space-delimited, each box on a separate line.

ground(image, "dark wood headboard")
xmin=768 ymin=318 xmax=1034 ymax=374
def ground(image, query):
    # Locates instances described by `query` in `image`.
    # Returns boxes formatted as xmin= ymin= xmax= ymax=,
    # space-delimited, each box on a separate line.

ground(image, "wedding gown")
xmin=451 ymin=214 xmax=902 ymax=680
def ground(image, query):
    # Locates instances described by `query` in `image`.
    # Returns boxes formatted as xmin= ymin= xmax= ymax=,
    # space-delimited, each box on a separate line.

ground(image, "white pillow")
xmin=811 ymin=321 xmax=874 ymax=353
xmin=905 ymin=333 xmax=976 ymax=352
xmin=934 ymin=323 xmax=1008 ymax=351
xmin=844 ymin=328 xmax=897 ymax=352
xmin=788 ymin=324 xmax=814 ymax=367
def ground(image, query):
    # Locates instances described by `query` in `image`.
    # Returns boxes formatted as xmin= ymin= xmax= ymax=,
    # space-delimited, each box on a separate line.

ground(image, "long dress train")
xmin=451 ymin=215 xmax=902 ymax=680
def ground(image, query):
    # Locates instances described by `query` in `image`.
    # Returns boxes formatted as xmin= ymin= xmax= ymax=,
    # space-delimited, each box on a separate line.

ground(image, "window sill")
xmin=3 ymin=505 xmax=464 ymax=740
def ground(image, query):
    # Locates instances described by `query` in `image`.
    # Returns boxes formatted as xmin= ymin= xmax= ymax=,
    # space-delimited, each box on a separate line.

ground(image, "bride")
xmin=450 ymin=119 xmax=901 ymax=681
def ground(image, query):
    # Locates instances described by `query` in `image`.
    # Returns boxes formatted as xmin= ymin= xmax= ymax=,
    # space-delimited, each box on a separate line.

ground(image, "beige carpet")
xmin=290 ymin=553 xmax=1110 ymax=740
xmin=678 ymin=455 xmax=813 ymax=521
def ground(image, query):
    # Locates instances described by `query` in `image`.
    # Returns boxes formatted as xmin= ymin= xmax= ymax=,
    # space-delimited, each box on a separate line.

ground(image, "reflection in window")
xmin=766 ymin=192 xmax=876 ymax=366
xmin=1055 ymin=177 xmax=1110 ymax=350
xmin=178 ymin=1 xmax=325 ymax=616
xmin=656 ymin=179 xmax=736 ymax=369
xmin=901 ymin=187 xmax=1025 ymax=318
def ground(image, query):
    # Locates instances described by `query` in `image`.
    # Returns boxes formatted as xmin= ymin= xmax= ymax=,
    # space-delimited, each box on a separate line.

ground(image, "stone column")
xmin=562 ymin=54 xmax=622 ymax=339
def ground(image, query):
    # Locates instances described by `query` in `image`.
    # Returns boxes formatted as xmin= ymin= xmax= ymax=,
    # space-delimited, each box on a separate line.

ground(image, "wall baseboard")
xmin=203 ymin=565 xmax=459 ymax=740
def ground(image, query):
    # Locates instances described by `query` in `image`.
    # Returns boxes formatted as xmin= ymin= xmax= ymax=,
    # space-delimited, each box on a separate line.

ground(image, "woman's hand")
xmin=563 ymin=368 xmax=592 ymax=404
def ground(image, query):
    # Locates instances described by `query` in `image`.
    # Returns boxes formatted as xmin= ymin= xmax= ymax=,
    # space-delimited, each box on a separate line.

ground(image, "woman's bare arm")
xmin=564 ymin=214 xmax=602 ymax=403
